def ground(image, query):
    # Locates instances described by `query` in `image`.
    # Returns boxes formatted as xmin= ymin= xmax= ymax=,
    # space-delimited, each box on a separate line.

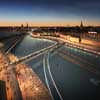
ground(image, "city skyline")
xmin=0 ymin=0 xmax=100 ymax=26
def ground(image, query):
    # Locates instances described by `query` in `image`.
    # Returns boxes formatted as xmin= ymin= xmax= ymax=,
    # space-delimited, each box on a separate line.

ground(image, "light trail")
xmin=18 ymin=50 xmax=47 ymax=64
xmin=43 ymin=53 xmax=54 ymax=100
xmin=47 ymin=52 xmax=64 ymax=100
xmin=42 ymin=42 xmax=64 ymax=100
xmin=10 ymin=42 xmax=58 ymax=65
xmin=59 ymin=46 xmax=96 ymax=68
xmin=58 ymin=51 xmax=100 ymax=76
xmin=64 ymin=42 xmax=100 ymax=56
xmin=33 ymin=35 xmax=100 ymax=56
xmin=5 ymin=37 xmax=22 ymax=55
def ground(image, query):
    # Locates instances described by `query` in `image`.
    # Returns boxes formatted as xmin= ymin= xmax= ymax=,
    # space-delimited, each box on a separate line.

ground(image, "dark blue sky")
xmin=0 ymin=0 xmax=100 ymax=26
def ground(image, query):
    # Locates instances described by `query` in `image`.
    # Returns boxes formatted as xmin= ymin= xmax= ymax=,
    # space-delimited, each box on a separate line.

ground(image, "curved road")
xmin=11 ymin=35 xmax=100 ymax=100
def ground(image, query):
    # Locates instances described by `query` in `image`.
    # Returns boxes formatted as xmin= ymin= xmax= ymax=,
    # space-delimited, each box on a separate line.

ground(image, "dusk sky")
xmin=0 ymin=0 xmax=100 ymax=26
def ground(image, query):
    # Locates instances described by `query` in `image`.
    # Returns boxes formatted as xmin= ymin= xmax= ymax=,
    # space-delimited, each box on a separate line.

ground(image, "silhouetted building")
xmin=26 ymin=23 xmax=28 ymax=28
xmin=80 ymin=20 xmax=84 ymax=30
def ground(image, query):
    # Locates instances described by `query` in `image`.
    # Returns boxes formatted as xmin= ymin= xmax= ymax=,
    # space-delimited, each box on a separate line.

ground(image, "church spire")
xmin=80 ymin=20 xmax=83 ymax=29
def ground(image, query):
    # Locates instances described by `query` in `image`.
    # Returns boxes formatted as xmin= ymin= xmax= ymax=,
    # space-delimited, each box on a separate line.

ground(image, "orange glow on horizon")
xmin=0 ymin=20 xmax=100 ymax=27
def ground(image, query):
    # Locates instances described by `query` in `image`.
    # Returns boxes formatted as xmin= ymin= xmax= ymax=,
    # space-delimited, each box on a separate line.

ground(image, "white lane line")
xmin=10 ymin=51 xmax=46 ymax=65
xmin=43 ymin=53 xmax=54 ymax=100
xmin=10 ymin=42 xmax=58 ymax=65
xmin=17 ymin=42 xmax=57 ymax=61
xmin=47 ymin=52 xmax=64 ymax=100
xmin=5 ymin=36 xmax=24 ymax=55
xmin=5 ymin=38 xmax=20 ymax=55
xmin=65 ymin=43 xmax=100 ymax=56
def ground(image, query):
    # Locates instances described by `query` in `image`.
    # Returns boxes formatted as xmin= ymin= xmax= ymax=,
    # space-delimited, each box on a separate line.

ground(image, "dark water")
xmin=12 ymin=35 xmax=100 ymax=100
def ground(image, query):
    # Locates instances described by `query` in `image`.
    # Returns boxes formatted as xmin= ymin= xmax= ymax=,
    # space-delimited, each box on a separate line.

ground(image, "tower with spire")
xmin=79 ymin=20 xmax=84 ymax=43
xmin=80 ymin=20 xmax=83 ymax=29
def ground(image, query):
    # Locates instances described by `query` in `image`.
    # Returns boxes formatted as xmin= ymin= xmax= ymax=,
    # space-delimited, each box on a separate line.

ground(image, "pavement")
xmin=1 ymin=34 xmax=100 ymax=100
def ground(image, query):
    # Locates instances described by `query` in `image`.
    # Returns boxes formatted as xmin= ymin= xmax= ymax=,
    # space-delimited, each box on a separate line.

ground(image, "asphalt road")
xmin=4 ymin=35 xmax=100 ymax=100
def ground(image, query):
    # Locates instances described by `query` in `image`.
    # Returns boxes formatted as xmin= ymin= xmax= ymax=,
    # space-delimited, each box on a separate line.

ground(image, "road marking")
xmin=43 ymin=53 xmax=54 ymax=100
xmin=47 ymin=52 xmax=64 ymax=100
xmin=5 ymin=36 xmax=23 ymax=55
xmin=58 ymin=52 xmax=100 ymax=76
xmin=10 ymin=42 xmax=58 ymax=65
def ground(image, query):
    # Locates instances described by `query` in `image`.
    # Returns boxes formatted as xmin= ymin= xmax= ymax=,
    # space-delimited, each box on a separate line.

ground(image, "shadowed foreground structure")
xmin=0 ymin=51 xmax=51 ymax=100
